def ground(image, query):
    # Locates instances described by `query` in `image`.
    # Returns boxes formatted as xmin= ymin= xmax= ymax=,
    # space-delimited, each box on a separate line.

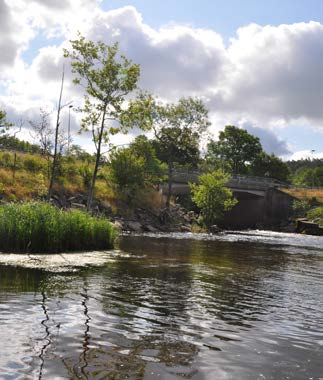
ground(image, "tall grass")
xmin=0 ymin=202 xmax=117 ymax=253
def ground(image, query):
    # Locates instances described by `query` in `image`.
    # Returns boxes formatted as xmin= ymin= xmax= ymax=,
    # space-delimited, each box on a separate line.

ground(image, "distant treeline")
xmin=0 ymin=135 xmax=42 ymax=154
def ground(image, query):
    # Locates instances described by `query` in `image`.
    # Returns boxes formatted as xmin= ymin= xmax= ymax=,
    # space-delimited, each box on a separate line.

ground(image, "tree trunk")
xmin=86 ymin=110 xmax=106 ymax=211
xmin=12 ymin=152 xmax=16 ymax=184
xmin=86 ymin=144 xmax=101 ymax=211
xmin=166 ymin=163 xmax=173 ymax=208
xmin=48 ymin=68 xmax=64 ymax=201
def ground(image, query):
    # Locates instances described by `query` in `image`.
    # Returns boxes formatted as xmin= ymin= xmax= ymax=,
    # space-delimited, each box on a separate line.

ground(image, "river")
xmin=0 ymin=231 xmax=322 ymax=379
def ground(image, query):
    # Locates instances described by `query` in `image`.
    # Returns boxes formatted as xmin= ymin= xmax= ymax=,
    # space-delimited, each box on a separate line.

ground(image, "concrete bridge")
xmin=162 ymin=172 xmax=296 ymax=228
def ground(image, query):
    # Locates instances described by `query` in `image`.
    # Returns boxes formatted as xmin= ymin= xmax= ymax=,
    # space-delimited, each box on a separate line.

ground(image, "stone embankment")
xmin=49 ymin=193 xmax=198 ymax=233
xmin=295 ymin=218 xmax=323 ymax=236
xmin=112 ymin=205 xmax=198 ymax=233
xmin=35 ymin=193 xmax=323 ymax=236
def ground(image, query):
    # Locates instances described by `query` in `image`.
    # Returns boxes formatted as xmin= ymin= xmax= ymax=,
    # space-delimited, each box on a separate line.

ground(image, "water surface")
xmin=0 ymin=231 xmax=322 ymax=379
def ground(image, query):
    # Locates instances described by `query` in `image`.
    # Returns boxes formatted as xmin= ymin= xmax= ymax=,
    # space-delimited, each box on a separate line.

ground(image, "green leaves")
xmin=0 ymin=110 xmax=13 ymax=136
xmin=190 ymin=170 xmax=238 ymax=227
xmin=251 ymin=151 xmax=290 ymax=181
xmin=207 ymin=125 xmax=262 ymax=175
xmin=64 ymin=34 xmax=141 ymax=139
xmin=65 ymin=34 xmax=148 ymax=208
xmin=108 ymin=135 xmax=165 ymax=204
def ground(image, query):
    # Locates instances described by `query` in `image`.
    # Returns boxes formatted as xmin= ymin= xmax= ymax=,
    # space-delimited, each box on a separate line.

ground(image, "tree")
xmin=250 ymin=152 xmax=290 ymax=182
xmin=129 ymin=135 xmax=165 ymax=184
xmin=48 ymin=68 xmax=68 ymax=201
xmin=190 ymin=170 xmax=238 ymax=228
xmin=108 ymin=136 xmax=165 ymax=204
xmin=292 ymin=166 xmax=323 ymax=187
xmin=109 ymin=148 xmax=145 ymax=204
xmin=127 ymin=95 xmax=210 ymax=207
xmin=29 ymin=109 xmax=53 ymax=179
xmin=64 ymin=35 xmax=143 ymax=210
xmin=0 ymin=110 xmax=12 ymax=142
xmin=207 ymin=125 xmax=262 ymax=174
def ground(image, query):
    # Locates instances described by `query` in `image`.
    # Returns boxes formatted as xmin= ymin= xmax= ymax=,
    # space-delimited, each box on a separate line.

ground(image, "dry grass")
xmin=0 ymin=151 xmax=165 ymax=214
xmin=136 ymin=187 xmax=166 ymax=212
xmin=279 ymin=187 xmax=323 ymax=203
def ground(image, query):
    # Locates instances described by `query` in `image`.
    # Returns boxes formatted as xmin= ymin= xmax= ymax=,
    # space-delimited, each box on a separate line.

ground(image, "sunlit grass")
xmin=306 ymin=206 xmax=323 ymax=225
xmin=0 ymin=202 xmax=117 ymax=253
xmin=280 ymin=188 xmax=323 ymax=203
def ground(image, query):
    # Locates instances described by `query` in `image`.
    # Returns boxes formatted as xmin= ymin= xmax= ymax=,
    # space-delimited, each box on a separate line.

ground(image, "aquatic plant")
xmin=0 ymin=201 xmax=117 ymax=253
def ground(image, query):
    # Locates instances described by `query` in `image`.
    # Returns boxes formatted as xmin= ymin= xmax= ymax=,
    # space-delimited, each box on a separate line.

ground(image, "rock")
xmin=143 ymin=224 xmax=159 ymax=232
xmin=51 ymin=194 xmax=62 ymax=207
xmin=180 ymin=225 xmax=191 ymax=232
xmin=283 ymin=223 xmax=295 ymax=233
xmin=99 ymin=203 xmax=112 ymax=215
xmin=113 ymin=220 xmax=124 ymax=231
xmin=50 ymin=198 xmax=61 ymax=208
xmin=183 ymin=214 xmax=192 ymax=223
xmin=296 ymin=218 xmax=323 ymax=235
xmin=71 ymin=202 xmax=86 ymax=210
xmin=127 ymin=221 xmax=143 ymax=232
xmin=209 ymin=225 xmax=222 ymax=234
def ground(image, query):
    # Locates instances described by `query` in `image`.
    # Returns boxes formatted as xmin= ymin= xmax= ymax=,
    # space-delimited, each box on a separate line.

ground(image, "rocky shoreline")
xmin=48 ymin=193 xmax=199 ymax=233
xmin=3 ymin=193 xmax=321 ymax=236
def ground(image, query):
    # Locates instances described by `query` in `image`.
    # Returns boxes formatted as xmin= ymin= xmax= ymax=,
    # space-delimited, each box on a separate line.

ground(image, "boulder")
xmin=143 ymin=224 xmax=159 ymax=233
xmin=113 ymin=220 xmax=124 ymax=231
xmin=99 ymin=203 xmax=112 ymax=216
xmin=209 ymin=225 xmax=222 ymax=234
xmin=180 ymin=225 xmax=191 ymax=232
xmin=71 ymin=202 xmax=86 ymax=210
xmin=127 ymin=221 xmax=143 ymax=232
xmin=296 ymin=218 xmax=323 ymax=235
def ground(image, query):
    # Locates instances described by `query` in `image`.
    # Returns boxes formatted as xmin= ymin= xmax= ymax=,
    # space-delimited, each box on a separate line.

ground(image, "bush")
xmin=109 ymin=148 xmax=145 ymax=204
xmin=292 ymin=199 xmax=311 ymax=216
xmin=0 ymin=152 xmax=13 ymax=168
xmin=190 ymin=170 xmax=238 ymax=228
xmin=306 ymin=206 xmax=323 ymax=224
xmin=23 ymin=156 xmax=46 ymax=172
xmin=0 ymin=201 xmax=117 ymax=253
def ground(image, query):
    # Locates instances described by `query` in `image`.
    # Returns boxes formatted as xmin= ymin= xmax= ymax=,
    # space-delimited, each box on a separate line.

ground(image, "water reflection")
xmin=38 ymin=291 xmax=51 ymax=380
xmin=0 ymin=232 xmax=323 ymax=379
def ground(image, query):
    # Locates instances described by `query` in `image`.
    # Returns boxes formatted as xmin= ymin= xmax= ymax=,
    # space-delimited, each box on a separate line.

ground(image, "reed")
xmin=0 ymin=201 xmax=117 ymax=253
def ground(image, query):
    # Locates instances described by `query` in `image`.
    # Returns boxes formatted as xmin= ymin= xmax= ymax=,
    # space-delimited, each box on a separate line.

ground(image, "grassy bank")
xmin=306 ymin=206 xmax=323 ymax=225
xmin=280 ymin=187 xmax=323 ymax=203
xmin=0 ymin=202 xmax=117 ymax=253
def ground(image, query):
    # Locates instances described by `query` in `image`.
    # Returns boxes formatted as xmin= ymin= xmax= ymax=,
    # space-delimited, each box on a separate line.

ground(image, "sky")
xmin=1 ymin=0 xmax=323 ymax=160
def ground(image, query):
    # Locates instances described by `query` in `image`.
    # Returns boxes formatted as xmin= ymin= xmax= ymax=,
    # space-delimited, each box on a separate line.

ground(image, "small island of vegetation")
xmin=0 ymin=202 xmax=116 ymax=253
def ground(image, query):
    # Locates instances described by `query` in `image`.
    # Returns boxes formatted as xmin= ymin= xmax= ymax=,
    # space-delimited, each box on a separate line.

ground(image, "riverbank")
xmin=48 ymin=194 xmax=323 ymax=237
xmin=40 ymin=192 xmax=198 ymax=234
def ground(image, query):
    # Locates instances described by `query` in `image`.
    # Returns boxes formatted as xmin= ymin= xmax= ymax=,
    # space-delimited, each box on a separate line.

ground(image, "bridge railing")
xmin=163 ymin=170 xmax=323 ymax=190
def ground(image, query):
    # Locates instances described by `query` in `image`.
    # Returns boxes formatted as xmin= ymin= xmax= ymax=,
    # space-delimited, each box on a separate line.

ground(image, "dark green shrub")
xmin=292 ymin=199 xmax=311 ymax=216
xmin=23 ymin=156 xmax=45 ymax=172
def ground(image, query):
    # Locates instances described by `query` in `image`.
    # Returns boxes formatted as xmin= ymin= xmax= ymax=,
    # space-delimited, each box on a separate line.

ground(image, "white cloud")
xmin=1 ymin=4 xmax=323 ymax=157
xmin=240 ymin=122 xmax=291 ymax=156
xmin=222 ymin=22 xmax=323 ymax=123
xmin=286 ymin=149 xmax=323 ymax=161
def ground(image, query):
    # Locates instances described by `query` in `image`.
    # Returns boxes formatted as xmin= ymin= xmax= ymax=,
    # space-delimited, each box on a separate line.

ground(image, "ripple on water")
xmin=0 ymin=232 xmax=323 ymax=379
